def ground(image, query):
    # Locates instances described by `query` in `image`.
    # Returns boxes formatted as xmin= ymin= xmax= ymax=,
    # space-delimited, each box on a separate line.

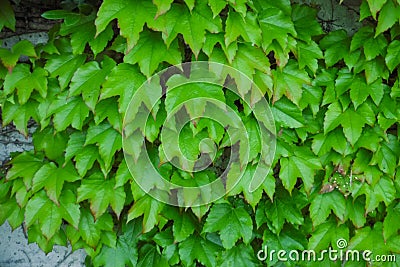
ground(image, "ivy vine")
xmin=1 ymin=0 xmax=400 ymax=266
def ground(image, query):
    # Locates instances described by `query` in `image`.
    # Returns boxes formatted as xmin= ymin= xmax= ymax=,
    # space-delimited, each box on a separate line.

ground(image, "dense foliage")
xmin=1 ymin=0 xmax=400 ymax=266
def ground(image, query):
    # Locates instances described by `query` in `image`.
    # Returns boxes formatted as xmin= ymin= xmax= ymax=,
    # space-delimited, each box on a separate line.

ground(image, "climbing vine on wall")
xmin=1 ymin=0 xmax=400 ymax=266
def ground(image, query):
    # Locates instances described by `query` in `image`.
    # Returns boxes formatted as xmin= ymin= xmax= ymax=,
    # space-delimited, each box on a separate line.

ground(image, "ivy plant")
xmin=1 ymin=0 xmax=400 ymax=266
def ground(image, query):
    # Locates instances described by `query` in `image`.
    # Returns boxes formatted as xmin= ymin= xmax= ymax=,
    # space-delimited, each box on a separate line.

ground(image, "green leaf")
xmin=262 ymin=227 xmax=305 ymax=266
xmin=137 ymin=244 xmax=169 ymax=267
xmin=272 ymin=60 xmax=311 ymax=105
xmin=178 ymin=235 xmax=221 ymax=267
xmin=159 ymin=238 xmax=179 ymax=264
xmin=59 ymin=189 xmax=81 ymax=229
xmin=345 ymin=49 xmax=362 ymax=70
xmin=226 ymin=0 xmax=247 ymax=16
xmin=208 ymin=0 xmax=227 ymax=17
xmin=78 ymin=208 xmax=114 ymax=248
xmin=296 ymin=40 xmax=323 ymax=74
xmin=127 ymin=194 xmax=165 ymax=233
xmin=77 ymin=173 xmax=125 ymax=219
xmin=203 ymin=33 xmax=238 ymax=63
xmin=384 ymin=203 xmax=400 ymax=241
xmin=312 ymin=129 xmax=350 ymax=156
xmin=165 ymin=80 xmax=224 ymax=116
xmin=32 ymin=162 xmax=80 ymax=205
xmin=368 ymin=78 xmax=385 ymax=106
xmin=0 ymin=198 xmax=24 ymax=229
xmin=299 ymin=85 xmax=322 ymax=116
xmin=85 ymin=122 xmax=122 ymax=173
xmin=182 ymin=0 xmax=194 ymax=10
xmin=375 ymin=0 xmax=400 ymax=36
xmin=334 ymin=68 xmax=353 ymax=97
xmin=149 ymin=0 xmax=222 ymax=57
xmin=324 ymin=101 xmax=342 ymax=134
xmin=0 ymin=0 xmax=15 ymax=31
xmin=279 ymin=151 xmax=321 ymax=193
xmin=94 ymin=98 xmax=122 ymax=132
xmin=340 ymin=108 xmax=367 ymax=146
xmin=308 ymin=218 xmax=349 ymax=251
xmin=100 ymin=63 xmax=146 ymax=113
xmin=48 ymin=94 xmax=90 ymax=131
xmin=12 ymin=179 xmax=31 ymax=207
xmin=0 ymin=40 xmax=36 ymax=69
xmin=6 ymin=151 xmax=43 ymax=187
xmin=310 ymin=190 xmax=346 ymax=227
xmin=385 ymin=40 xmax=400 ymax=72
xmin=351 ymin=26 xmax=387 ymax=60
xmin=264 ymin=188 xmax=304 ymax=234
xmin=33 ymin=127 xmax=67 ymax=160
xmin=195 ymin=118 xmax=225 ymax=145
xmin=153 ymin=0 xmax=174 ymax=16
xmin=292 ymin=4 xmax=323 ymax=41
xmin=26 ymin=224 xmax=66 ymax=254
xmin=124 ymin=31 xmax=181 ymax=77
xmin=360 ymin=0 xmax=373 ymax=20
xmin=228 ymin=164 xmax=276 ymax=208
xmin=203 ymin=203 xmax=253 ymax=249
xmin=348 ymin=222 xmax=389 ymax=255
xmin=169 ymin=170 xmax=223 ymax=207
xmin=45 ymin=53 xmax=86 ymax=90
xmin=353 ymin=176 xmax=396 ymax=213
xmin=367 ymin=0 xmax=387 ymax=19
xmin=3 ymin=64 xmax=48 ymax=104
xmin=370 ymin=134 xmax=400 ymax=176
xmin=225 ymin=10 xmax=261 ymax=46
xmin=95 ymin=0 xmax=157 ymax=51
xmin=166 ymin=209 xmax=196 ymax=243
xmin=2 ymin=99 xmax=38 ymax=136
xmin=344 ymin=197 xmax=366 ymax=228
xmin=258 ymin=5 xmax=297 ymax=51
xmin=209 ymin=43 xmax=270 ymax=79
xmin=217 ymin=244 xmax=258 ymax=267
xmin=93 ymin=220 xmax=141 ymax=267
xmin=271 ymin=97 xmax=305 ymax=128
xmin=115 ymin=159 xmax=133 ymax=188
xmin=54 ymin=12 xmax=96 ymax=55
xmin=357 ymin=102 xmax=376 ymax=126
xmin=25 ymin=190 xmax=62 ymax=240
xmin=65 ymin=132 xmax=99 ymax=176
xmin=364 ymin=57 xmax=388 ymax=84
xmin=89 ymin=23 xmax=114 ymax=56
xmin=319 ymin=30 xmax=349 ymax=67
xmin=69 ymin=56 xmax=116 ymax=110
xmin=354 ymin=127 xmax=383 ymax=152
xmin=41 ymin=9 xmax=81 ymax=21
xmin=94 ymin=242 xmax=136 ymax=267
